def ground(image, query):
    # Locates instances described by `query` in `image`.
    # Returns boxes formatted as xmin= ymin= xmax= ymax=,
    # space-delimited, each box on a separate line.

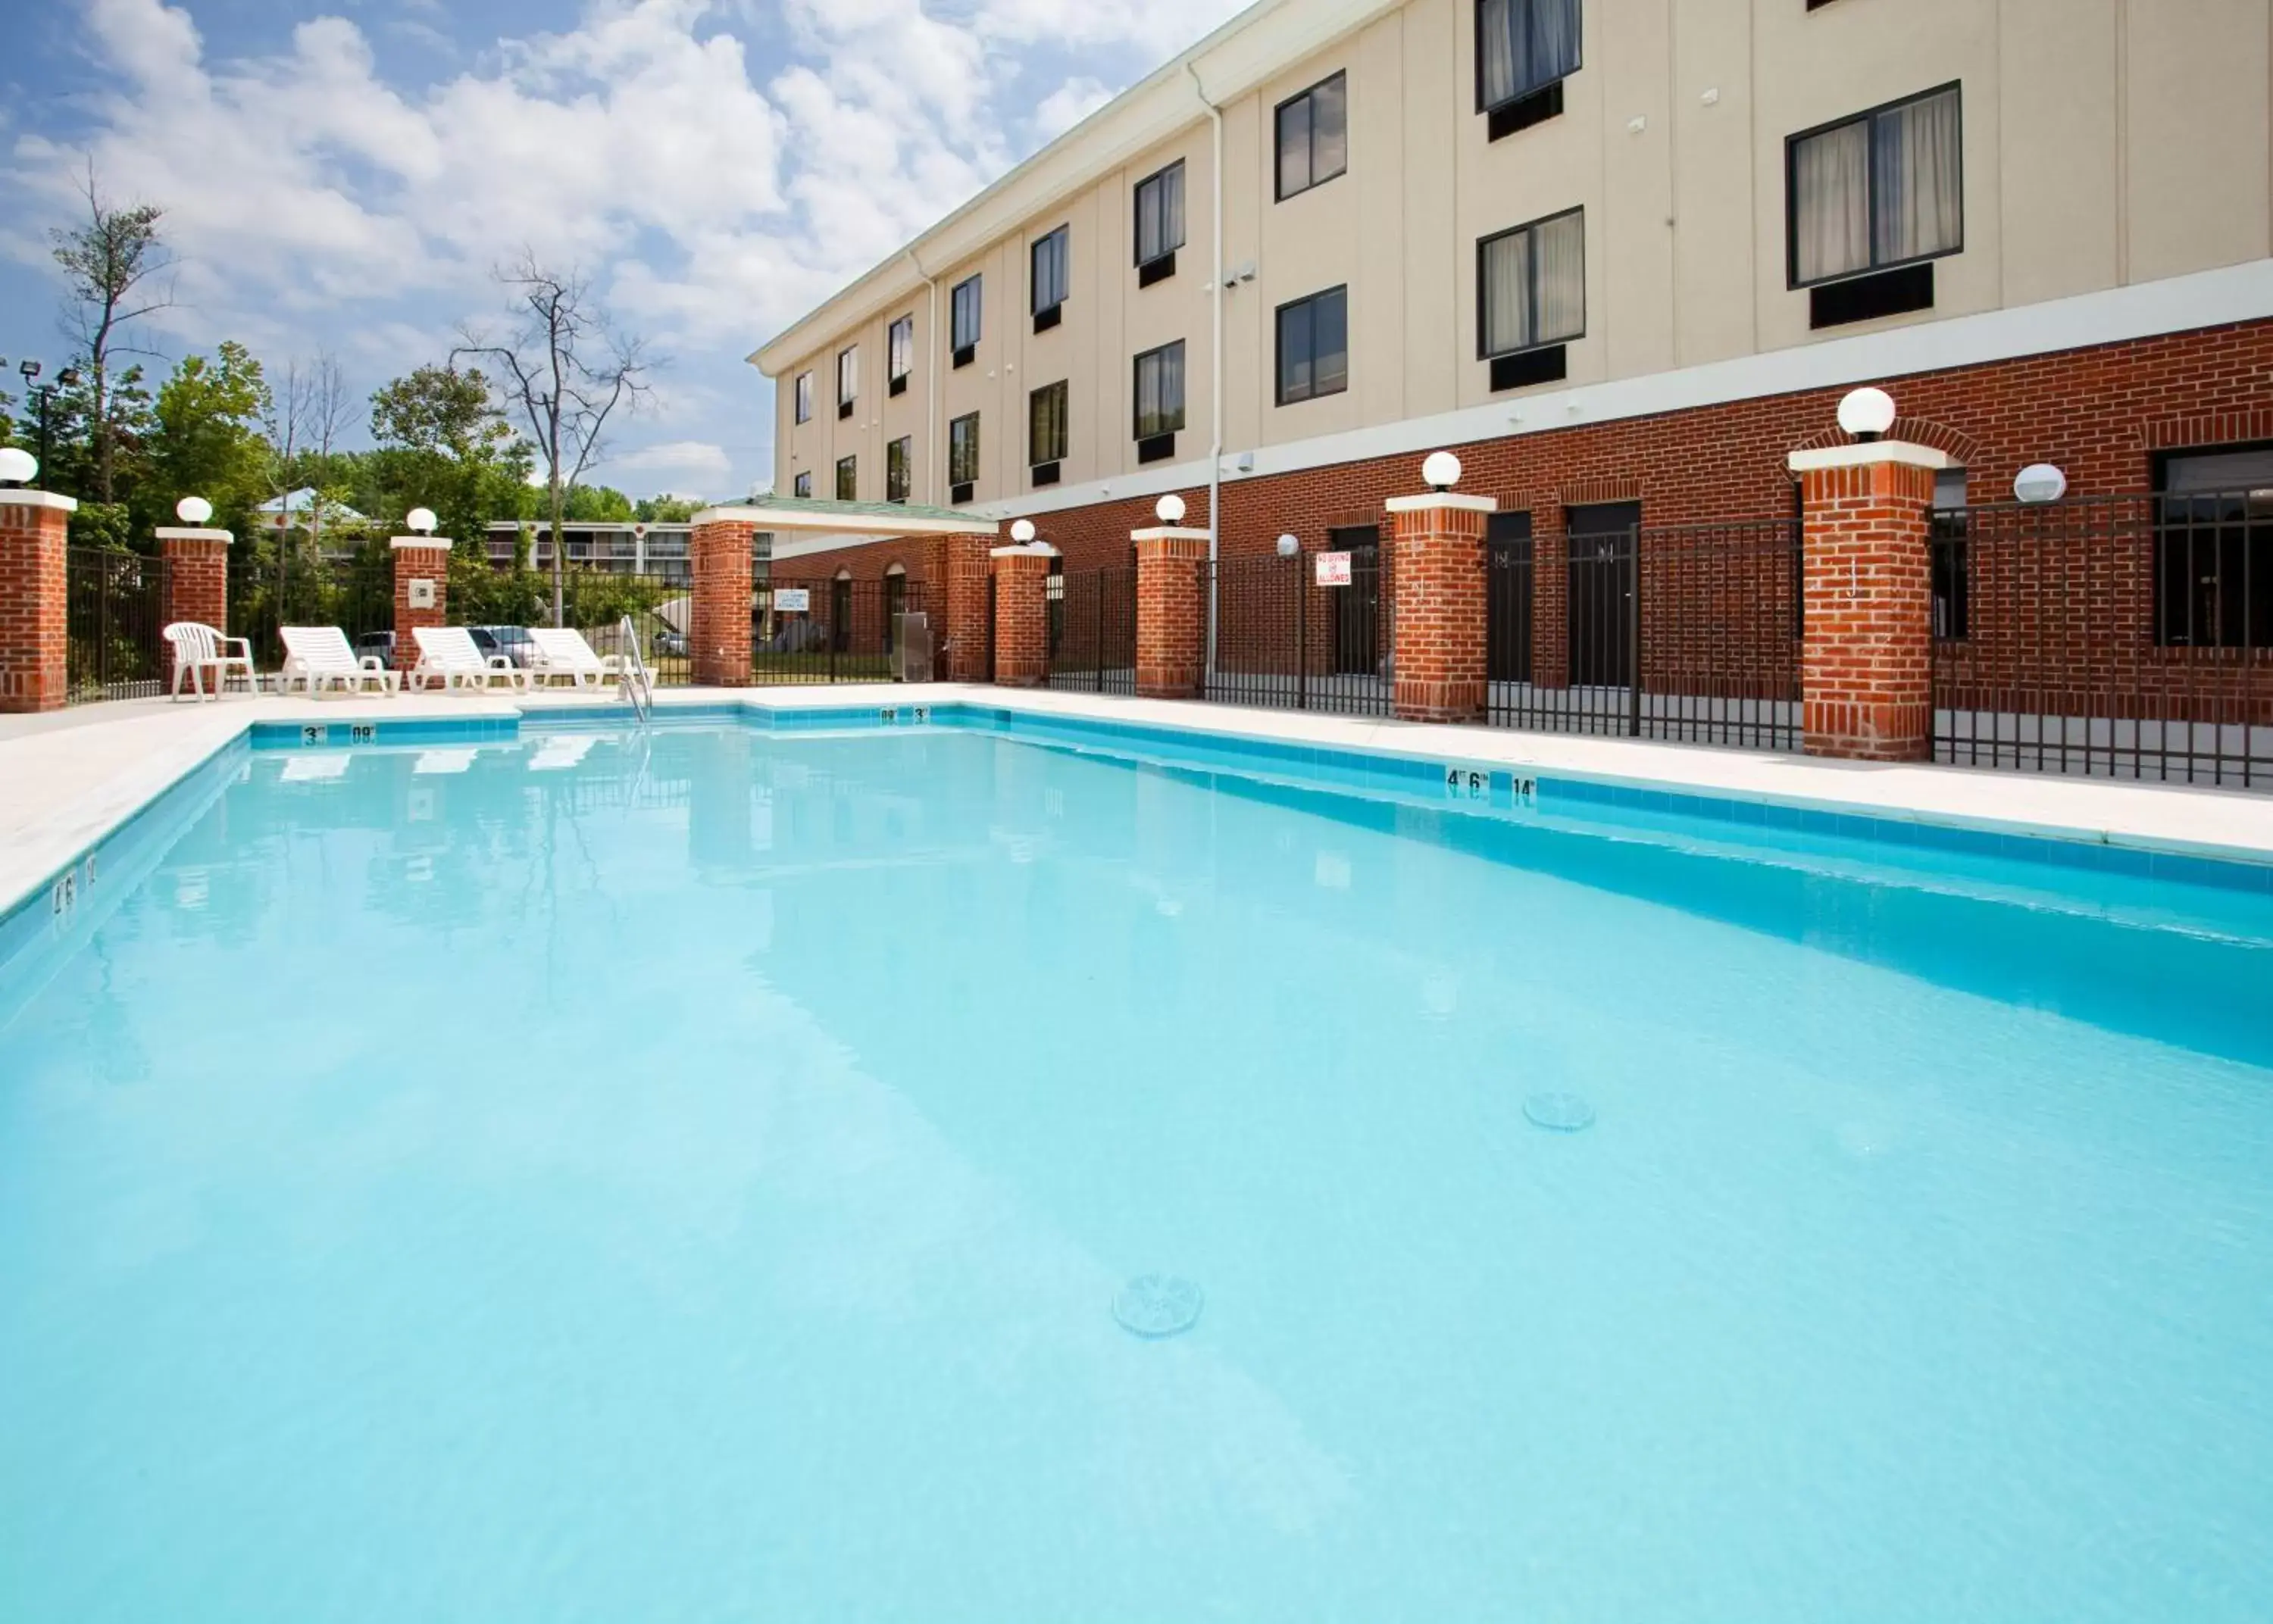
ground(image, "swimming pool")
xmin=4 ymin=714 xmax=2271 ymax=1619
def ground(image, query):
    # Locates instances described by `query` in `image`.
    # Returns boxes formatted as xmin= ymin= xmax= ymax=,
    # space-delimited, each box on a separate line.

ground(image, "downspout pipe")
xmin=905 ymin=248 xmax=940 ymax=505
xmin=1187 ymin=60 xmax=1224 ymax=682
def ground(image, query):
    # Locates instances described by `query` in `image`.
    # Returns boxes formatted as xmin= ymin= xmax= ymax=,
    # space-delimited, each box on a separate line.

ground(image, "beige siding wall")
xmin=771 ymin=0 xmax=2272 ymax=500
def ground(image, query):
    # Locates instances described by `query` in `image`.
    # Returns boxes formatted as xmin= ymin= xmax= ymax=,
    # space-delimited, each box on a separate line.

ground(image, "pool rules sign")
xmin=1315 ymin=551 xmax=1352 ymax=586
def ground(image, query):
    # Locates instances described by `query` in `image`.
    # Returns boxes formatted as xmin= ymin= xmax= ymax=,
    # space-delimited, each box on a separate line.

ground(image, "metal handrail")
xmin=617 ymin=614 xmax=654 ymax=725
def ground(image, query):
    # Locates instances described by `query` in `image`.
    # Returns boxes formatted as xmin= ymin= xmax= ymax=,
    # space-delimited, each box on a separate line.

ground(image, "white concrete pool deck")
xmin=5 ymin=682 xmax=2271 ymax=923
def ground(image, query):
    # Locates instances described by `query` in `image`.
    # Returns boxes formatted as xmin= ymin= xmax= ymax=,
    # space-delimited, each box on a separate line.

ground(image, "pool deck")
xmin=5 ymin=682 xmax=2272 ymax=924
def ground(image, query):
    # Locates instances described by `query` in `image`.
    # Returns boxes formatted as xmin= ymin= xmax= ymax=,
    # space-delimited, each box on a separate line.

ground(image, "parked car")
xmin=650 ymin=629 xmax=687 ymax=658
xmin=467 ymin=625 xmax=539 ymax=668
xmin=353 ymin=630 xmax=396 ymax=668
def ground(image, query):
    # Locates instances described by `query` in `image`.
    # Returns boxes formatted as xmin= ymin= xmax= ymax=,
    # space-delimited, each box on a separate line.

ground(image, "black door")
xmin=1328 ymin=523 xmax=1380 ymax=676
xmin=830 ymin=577 xmax=853 ymax=654
xmin=1565 ymin=501 xmax=1639 ymax=687
xmin=1486 ymin=511 xmax=1534 ymax=683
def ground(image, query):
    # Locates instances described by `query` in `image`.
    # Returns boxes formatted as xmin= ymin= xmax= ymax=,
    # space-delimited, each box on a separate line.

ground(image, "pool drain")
xmin=1524 ymin=1092 xmax=1596 ymax=1132
xmin=1114 ymin=1274 xmax=1204 ymax=1339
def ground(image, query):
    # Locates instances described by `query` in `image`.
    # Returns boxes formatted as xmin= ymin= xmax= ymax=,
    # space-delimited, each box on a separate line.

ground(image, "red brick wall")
xmin=391 ymin=542 xmax=451 ymax=673
xmin=690 ymin=520 xmax=754 ymax=686
xmin=1390 ymin=499 xmax=1489 ymax=722
xmin=0 ymin=498 xmax=70 ymax=712
xmin=940 ymin=535 xmax=993 ymax=682
xmin=990 ymin=550 xmax=1049 ymax=686
xmin=1135 ymin=531 xmax=1208 ymax=698
xmin=1799 ymin=459 xmax=1936 ymax=760
xmin=161 ymin=534 xmax=230 ymax=689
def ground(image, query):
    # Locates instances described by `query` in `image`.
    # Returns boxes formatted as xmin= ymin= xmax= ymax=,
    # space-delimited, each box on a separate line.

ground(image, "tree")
xmin=367 ymin=363 xmax=530 ymax=545
xmin=151 ymin=342 xmax=271 ymax=526
xmin=636 ymin=495 xmax=703 ymax=523
xmin=455 ymin=253 xmax=650 ymax=625
xmin=50 ymin=162 xmax=174 ymax=502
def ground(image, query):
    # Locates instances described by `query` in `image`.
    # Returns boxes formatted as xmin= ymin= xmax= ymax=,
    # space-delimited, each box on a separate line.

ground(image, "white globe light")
xmin=1274 ymin=532 xmax=1299 ymax=557
xmin=405 ymin=506 xmax=437 ymax=534
xmin=1009 ymin=518 xmax=1036 ymax=543
xmin=1837 ymin=386 xmax=1897 ymax=439
xmin=1421 ymin=450 xmax=1462 ymax=490
xmin=1155 ymin=493 xmax=1187 ymax=523
xmin=175 ymin=495 xmax=213 ymax=525
xmin=2012 ymin=463 xmax=2068 ymax=504
xmin=0 ymin=447 xmax=36 ymax=486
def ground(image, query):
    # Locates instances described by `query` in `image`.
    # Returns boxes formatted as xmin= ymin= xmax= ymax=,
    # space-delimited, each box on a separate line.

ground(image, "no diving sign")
xmin=1315 ymin=551 xmax=1352 ymax=587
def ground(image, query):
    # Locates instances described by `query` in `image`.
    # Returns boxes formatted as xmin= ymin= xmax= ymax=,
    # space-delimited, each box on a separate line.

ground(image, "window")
xmin=886 ymin=436 xmax=911 ymax=503
xmin=1031 ymin=226 xmax=1070 ymax=329
xmin=1133 ymin=341 xmax=1186 ymax=440
xmin=2154 ymin=445 xmax=2273 ymax=650
xmin=793 ymin=470 xmax=812 ymax=498
xmin=1134 ymin=161 xmax=1185 ymax=283
xmin=1276 ymin=73 xmax=1348 ymax=201
xmin=836 ymin=454 xmax=857 ymax=501
xmin=1030 ymin=379 xmax=1068 ymax=467
xmin=1276 ymin=286 xmax=1348 ymax=405
xmin=1788 ymin=84 xmax=1962 ymax=289
xmin=949 ymin=412 xmax=980 ymax=499
xmin=951 ymin=275 xmax=982 ymax=364
xmin=888 ymin=315 xmax=913 ymax=395
xmin=1477 ymin=207 xmax=1584 ymax=373
xmin=793 ymin=372 xmax=813 ymax=423
xmin=1475 ymin=0 xmax=1580 ymax=113
xmin=1930 ymin=467 xmax=1969 ymax=641
xmin=836 ymin=347 xmax=857 ymax=418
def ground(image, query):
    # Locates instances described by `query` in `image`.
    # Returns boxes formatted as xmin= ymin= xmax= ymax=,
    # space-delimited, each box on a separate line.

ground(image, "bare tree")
xmin=455 ymin=253 xmax=649 ymax=625
xmin=305 ymin=353 xmax=352 ymax=556
xmin=261 ymin=358 xmax=314 ymax=614
xmin=50 ymin=160 xmax=174 ymax=502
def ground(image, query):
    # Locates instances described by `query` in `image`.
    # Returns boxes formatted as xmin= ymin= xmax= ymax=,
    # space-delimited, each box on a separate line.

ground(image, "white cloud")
xmin=1034 ymin=76 xmax=1114 ymax=142
xmin=604 ymin=439 xmax=733 ymax=477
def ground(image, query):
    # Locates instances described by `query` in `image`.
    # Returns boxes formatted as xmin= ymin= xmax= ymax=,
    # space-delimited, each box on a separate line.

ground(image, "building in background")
xmin=483 ymin=522 xmax=698 ymax=586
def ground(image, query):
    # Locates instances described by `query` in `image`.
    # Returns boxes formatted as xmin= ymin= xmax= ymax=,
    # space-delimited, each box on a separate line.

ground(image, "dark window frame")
xmin=950 ymin=274 xmax=983 ymax=362
xmin=1030 ymin=225 xmax=1071 ymax=318
xmin=1474 ymin=205 xmax=1587 ymax=361
xmin=948 ymin=411 xmax=981 ymax=490
xmin=1274 ymin=71 xmax=1349 ymax=202
xmin=1274 ymin=285 xmax=1349 ymax=407
xmin=887 ymin=315 xmax=914 ymax=395
xmin=793 ymin=372 xmax=813 ymax=424
xmin=1132 ymin=339 xmax=1187 ymax=442
xmin=886 ymin=436 xmax=911 ymax=504
xmin=1133 ymin=161 xmax=1187 ymax=273
xmin=1472 ymin=0 xmax=1584 ymax=117
xmin=1029 ymin=379 xmax=1069 ymax=467
xmin=792 ymin=470 xmax=812 ymax=498
xmin=2150 ymin=442 xmax=2273 ymax=651
xmin=834 ymin=454 xmax=858 ymax=502
xmin=1784 ymin=81 xmax=1965 ymax=291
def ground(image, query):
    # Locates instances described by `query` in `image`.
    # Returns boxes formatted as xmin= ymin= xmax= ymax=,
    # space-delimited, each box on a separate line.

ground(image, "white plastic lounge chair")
xmin=278 ymin=753 xmax=353 ymax=783
xmin=409 ymin=626 xmax=530 ymax=695
xmin=278 ymin=626 xmax=399 ymax=698
xmin=413 ymin=747 xmax=479 ymax=775
xmin=163 ymin=621 xmax=256 ymax=701
xmin=527 ymin=734 xmax=598 ymax=771
xmin=524 ymin=626 xmax=622 ymax=692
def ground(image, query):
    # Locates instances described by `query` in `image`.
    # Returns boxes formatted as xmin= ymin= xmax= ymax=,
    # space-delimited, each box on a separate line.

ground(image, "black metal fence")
xmin=753 ymin=576 xmax=927 ymax=685
xmin=230 ymin=552 xmax=393 ymax=671
xmin=67 ymin=548 xmax=169 ymax=703
xmin=1204 ymin=545 xmax=1393 ymax=715
xmin=1046 ymin=565 xmax=1136 ymax=695
xmin=555 ymin=570 xmax=692 ymax=686
xmin=1486 ymin=518 xmax=1801 ymax=751
xmin=1933 ymin=492 xmax=2271 ymax=787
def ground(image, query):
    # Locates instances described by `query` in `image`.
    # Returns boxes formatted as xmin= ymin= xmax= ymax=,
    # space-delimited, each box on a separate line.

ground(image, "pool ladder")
xmin=617 ymin=615 xmax=655 ymax=726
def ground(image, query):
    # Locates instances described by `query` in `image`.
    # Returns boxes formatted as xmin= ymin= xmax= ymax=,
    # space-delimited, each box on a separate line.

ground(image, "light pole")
xmin=10 ymin=359 xmax=82 ymax=477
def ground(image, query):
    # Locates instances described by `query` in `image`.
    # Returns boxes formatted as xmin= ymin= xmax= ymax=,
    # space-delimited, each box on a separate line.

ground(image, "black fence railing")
xmin=552 ymin=570 xmax=693 ymax=686
xmin=1046 ymin=565 xmax=1136 ymax=695
xmin=1932 ymin=492 xmax=2271 ymax=787
xmin=67 ymin=548 xmax=169 ymax=704
xmin=1486 ymin=518 xmax=1801 ymax=751
xmin=1204 ymin=547 xmax=1393 ymax=716
xmin=230 ymin=552 xmax=394 ymax=672
xmin=753 ymin=576 xmax=927 ymax=685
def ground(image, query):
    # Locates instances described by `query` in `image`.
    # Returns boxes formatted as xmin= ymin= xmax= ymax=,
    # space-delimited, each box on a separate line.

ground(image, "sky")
xmin=0 ymin=0 xmax=1247 ymax=498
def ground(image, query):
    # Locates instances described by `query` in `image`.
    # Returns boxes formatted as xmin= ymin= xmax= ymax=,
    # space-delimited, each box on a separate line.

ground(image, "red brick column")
xmin=1387 ymin=491 xmax=1493 ymax=723
xmin=0 ymin=489 xmax=74 ymax=712
xmin=689 ymin=511 xmax=755 ymax=687
xmin=990 ymin=545 xmax=1052 ymax=687
xmin=1790 ymin=443 xmax=1944 ymax=760
xmin=941 ymin=532 xmax=996 ymax=682
xmin=390 ymin=537 xmax=452 ymax=672
xmin=158 ymin=526 xmax=232 ymax=690
xmin=1133 ymin=525 xmax=1209 ymax=699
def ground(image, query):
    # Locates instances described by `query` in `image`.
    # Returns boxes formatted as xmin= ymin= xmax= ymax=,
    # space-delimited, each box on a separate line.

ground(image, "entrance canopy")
xmin=690 ymin=495 xmax=1002 ymax=568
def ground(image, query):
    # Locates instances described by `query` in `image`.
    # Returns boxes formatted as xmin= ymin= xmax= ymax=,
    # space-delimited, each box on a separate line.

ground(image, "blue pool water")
xmin=4 ymin=720 xmax=2272 ymax=1620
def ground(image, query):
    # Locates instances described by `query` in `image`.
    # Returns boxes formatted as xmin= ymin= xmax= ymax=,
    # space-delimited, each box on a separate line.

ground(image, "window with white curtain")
xmin=1133 ymin=341 xmax=1186 ymax=439
xmin=1477 ymin=208 xmax=1585 ymax=358
xmin=793 ymin=373 xmax=813 ymax=423
xmin=1788 ymin=83 xmax=1962 ymax=287
xmin=951 ymin=276 xmax=983 ymax=351
xmin=1475 ymin=0 xmax=1581 ymax=111
xmin=1031 ymin=227 xmax=1070 ymax=314
xmin=836 ymin=347 xmax=857 ymax=409
xmin=887 ymin=316 xmax=913 ymax=387
xmin=1275 ymin=73 xmax=1348 ymax=201
xmin=1134 ymin=162 xmax=1186 ymax=267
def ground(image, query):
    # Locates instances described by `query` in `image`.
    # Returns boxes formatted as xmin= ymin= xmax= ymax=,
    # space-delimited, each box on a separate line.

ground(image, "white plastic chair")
xmin=410 ymin=626 xmax=530 ymax=694
xmin=278 ymin=626 xmax=399 ymax=697
xmin=163 ymin=621 xmax=256 ymax=701
xmin=524 ymin=626 xmax=622 ymax=692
